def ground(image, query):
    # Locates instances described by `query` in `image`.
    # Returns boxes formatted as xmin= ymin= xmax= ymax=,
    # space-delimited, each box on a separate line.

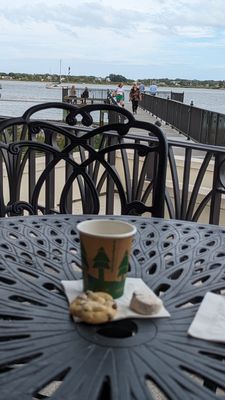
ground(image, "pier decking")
xmin=125 ymin=100 xmax=190 ymax=142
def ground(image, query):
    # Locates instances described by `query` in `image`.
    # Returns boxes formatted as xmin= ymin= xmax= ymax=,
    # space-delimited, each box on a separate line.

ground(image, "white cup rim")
xmin=77 ymin=219 xmax=137 ymax=238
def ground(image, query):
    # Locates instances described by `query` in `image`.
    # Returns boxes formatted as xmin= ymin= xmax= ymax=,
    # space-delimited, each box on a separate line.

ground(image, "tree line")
xmin=1 ymin=72 xmax=225 ymax=89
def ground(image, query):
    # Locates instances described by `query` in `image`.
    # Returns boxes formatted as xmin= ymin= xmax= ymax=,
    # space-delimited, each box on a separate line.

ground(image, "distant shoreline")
xmin=1 ymin=80 xmax=224 ymax=91
xmin=1 ymin=75 xmax=224 ymax=90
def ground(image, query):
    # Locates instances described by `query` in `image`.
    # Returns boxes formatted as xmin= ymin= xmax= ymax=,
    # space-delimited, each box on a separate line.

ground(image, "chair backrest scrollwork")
xmin=0 ymin=102 xmax=168 ymax=217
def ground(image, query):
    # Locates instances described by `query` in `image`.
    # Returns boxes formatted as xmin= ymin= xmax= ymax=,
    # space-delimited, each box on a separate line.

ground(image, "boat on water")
xmin=46 ymin=83 xmax=63 ymax=89
xmin=46 ymin=59 xmax=64 ymax=89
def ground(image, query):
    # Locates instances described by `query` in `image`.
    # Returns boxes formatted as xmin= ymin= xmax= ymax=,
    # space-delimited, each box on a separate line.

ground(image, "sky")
xmin=1 ymin=0 xmax=225 ymax=80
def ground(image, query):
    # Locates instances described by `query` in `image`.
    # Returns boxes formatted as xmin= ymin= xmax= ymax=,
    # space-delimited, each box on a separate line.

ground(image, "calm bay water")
xmin=0 ymin=80 xmax=225 ymax=119
xmin=164 ymin=86 xmax=225 ymax=114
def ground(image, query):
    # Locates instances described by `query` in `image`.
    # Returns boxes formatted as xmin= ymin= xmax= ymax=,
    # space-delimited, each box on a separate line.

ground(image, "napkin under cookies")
xmin=61 ymin=277 xmax=170 ymax=322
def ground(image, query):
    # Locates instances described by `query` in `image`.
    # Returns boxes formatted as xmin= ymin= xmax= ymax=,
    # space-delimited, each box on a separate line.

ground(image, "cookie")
xmin=69 ymin=290 xmax=117 ymax=324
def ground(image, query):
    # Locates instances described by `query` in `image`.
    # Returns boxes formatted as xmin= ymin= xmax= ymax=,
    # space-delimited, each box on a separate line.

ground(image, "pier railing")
xmin=62 ymin=87 xmax=110 ymax=104
xmin=104 ymin=132 xmax=225 ymax=225
xmin=140 ymin=94 xmax=225 ymax=147
xmin=155 ymin=91 xmax=184 ymax=102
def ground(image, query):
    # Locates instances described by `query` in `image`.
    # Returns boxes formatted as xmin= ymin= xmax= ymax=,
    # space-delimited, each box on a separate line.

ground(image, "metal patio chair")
xmin=0 ymin=102 xmax=168 ymax=217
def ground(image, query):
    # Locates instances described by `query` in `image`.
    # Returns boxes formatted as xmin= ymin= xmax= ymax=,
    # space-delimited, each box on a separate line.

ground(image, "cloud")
xmin=174 ymin=26 xmax=215 ymax=39
xmin=1 ymin=0 xmax=225 ymax=79
xmin=1 ymin=1 xmax=224 ymax=39
xmin=0 ymin=2 xmax=142 ymax=35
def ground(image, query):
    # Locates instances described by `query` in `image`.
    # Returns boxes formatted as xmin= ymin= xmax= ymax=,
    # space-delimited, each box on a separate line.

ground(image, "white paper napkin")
xmin=188 ymin=292 xmax=225 ymax=342
xmin=61 ymin=277 xmax=170 ymax=322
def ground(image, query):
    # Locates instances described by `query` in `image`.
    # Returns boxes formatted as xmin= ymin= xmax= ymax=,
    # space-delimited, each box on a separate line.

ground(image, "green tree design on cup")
xmin=118 ymin=251 xmax=129 ymax=280
xmin=77 ymin=220 xmax=137 ymax=298
xmin=80 ymin=241 xmax=89 ymax=287
xmin=93 ymin=247 xmax=110 ymax=282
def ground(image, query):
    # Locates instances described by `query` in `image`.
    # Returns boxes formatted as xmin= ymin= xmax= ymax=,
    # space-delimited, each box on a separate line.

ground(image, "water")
xmin=162 ymin=86 xmax=225 ymax=114
xmin=0 ymin=80 xmax=64 ymax=119
xmin=1 ymin=80 xmax=225 ymax=119
xmin=0 ymin=81 xmax=126 ymax=120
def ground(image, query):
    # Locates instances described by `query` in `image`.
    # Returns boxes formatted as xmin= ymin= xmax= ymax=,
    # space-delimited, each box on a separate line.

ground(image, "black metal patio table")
xmin=0 ymin=214 xmax=225 ymax=400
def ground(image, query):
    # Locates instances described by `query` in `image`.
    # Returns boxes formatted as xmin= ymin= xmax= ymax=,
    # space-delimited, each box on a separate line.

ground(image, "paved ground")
xmin=124 ymin=101 xmax=206 ymax=159
xmin=125 ymin=100 xmax=189 ymax=142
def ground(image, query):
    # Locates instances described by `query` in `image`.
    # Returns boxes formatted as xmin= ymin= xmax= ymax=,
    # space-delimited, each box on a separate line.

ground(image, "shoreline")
xmin=0 ymin=79 xmax=224 ymax=91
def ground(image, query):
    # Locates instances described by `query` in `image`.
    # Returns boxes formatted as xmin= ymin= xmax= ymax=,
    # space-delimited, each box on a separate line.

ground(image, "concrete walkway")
xmin=124 ymin=101 xmax=204 ymax=158
xmin=125 ymin=100 xmax=189 ymax=142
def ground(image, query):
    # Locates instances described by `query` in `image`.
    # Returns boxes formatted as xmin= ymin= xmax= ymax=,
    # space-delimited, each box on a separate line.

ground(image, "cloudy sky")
xmin=1 ymin=0 xmax=225 ymax=80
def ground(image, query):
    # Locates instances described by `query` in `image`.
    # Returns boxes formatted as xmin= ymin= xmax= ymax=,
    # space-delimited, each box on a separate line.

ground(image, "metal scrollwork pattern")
xmin=0 ymin=215 xmax=225 ymax=399
xmin=0 ymin=102 xmax=168 ymax=218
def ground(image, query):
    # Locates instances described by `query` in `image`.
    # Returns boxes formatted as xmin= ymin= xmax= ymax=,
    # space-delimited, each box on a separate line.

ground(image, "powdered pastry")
xmin=129 ymin=291 xmax=162 ymax=315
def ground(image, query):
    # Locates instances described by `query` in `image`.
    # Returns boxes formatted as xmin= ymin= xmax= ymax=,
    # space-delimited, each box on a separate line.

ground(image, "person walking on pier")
xmin=138 ymin=82 xmax=145 ymax=100
xmin=149 ymin=81 xmax=158 ymax=96
xmin=129 ymin=82 xmax=141 ymax=114
xmin=114 ymin=83 xmax=125 ymax=107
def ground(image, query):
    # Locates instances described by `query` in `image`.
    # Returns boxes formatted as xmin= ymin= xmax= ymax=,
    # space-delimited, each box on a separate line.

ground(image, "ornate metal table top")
xmin=0 ymin=214 xmax=225 ymax=400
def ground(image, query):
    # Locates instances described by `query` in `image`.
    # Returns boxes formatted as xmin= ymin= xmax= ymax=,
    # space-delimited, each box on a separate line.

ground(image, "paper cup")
xmin=77 ymin=219 xmax=137 ymax=298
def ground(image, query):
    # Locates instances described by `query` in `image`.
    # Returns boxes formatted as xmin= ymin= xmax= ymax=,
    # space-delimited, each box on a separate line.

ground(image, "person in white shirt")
xmin=114 ymin=83 xmax=125 ymax=107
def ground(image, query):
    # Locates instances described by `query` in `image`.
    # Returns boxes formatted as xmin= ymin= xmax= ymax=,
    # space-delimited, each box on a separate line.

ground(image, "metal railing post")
xmin=187 ymin=101 xmax=194 ymax=140
xmin=209 ymin=153 xmax=225 ymax=225
xmin=165 ymin=96 xmax=169 ymax=125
